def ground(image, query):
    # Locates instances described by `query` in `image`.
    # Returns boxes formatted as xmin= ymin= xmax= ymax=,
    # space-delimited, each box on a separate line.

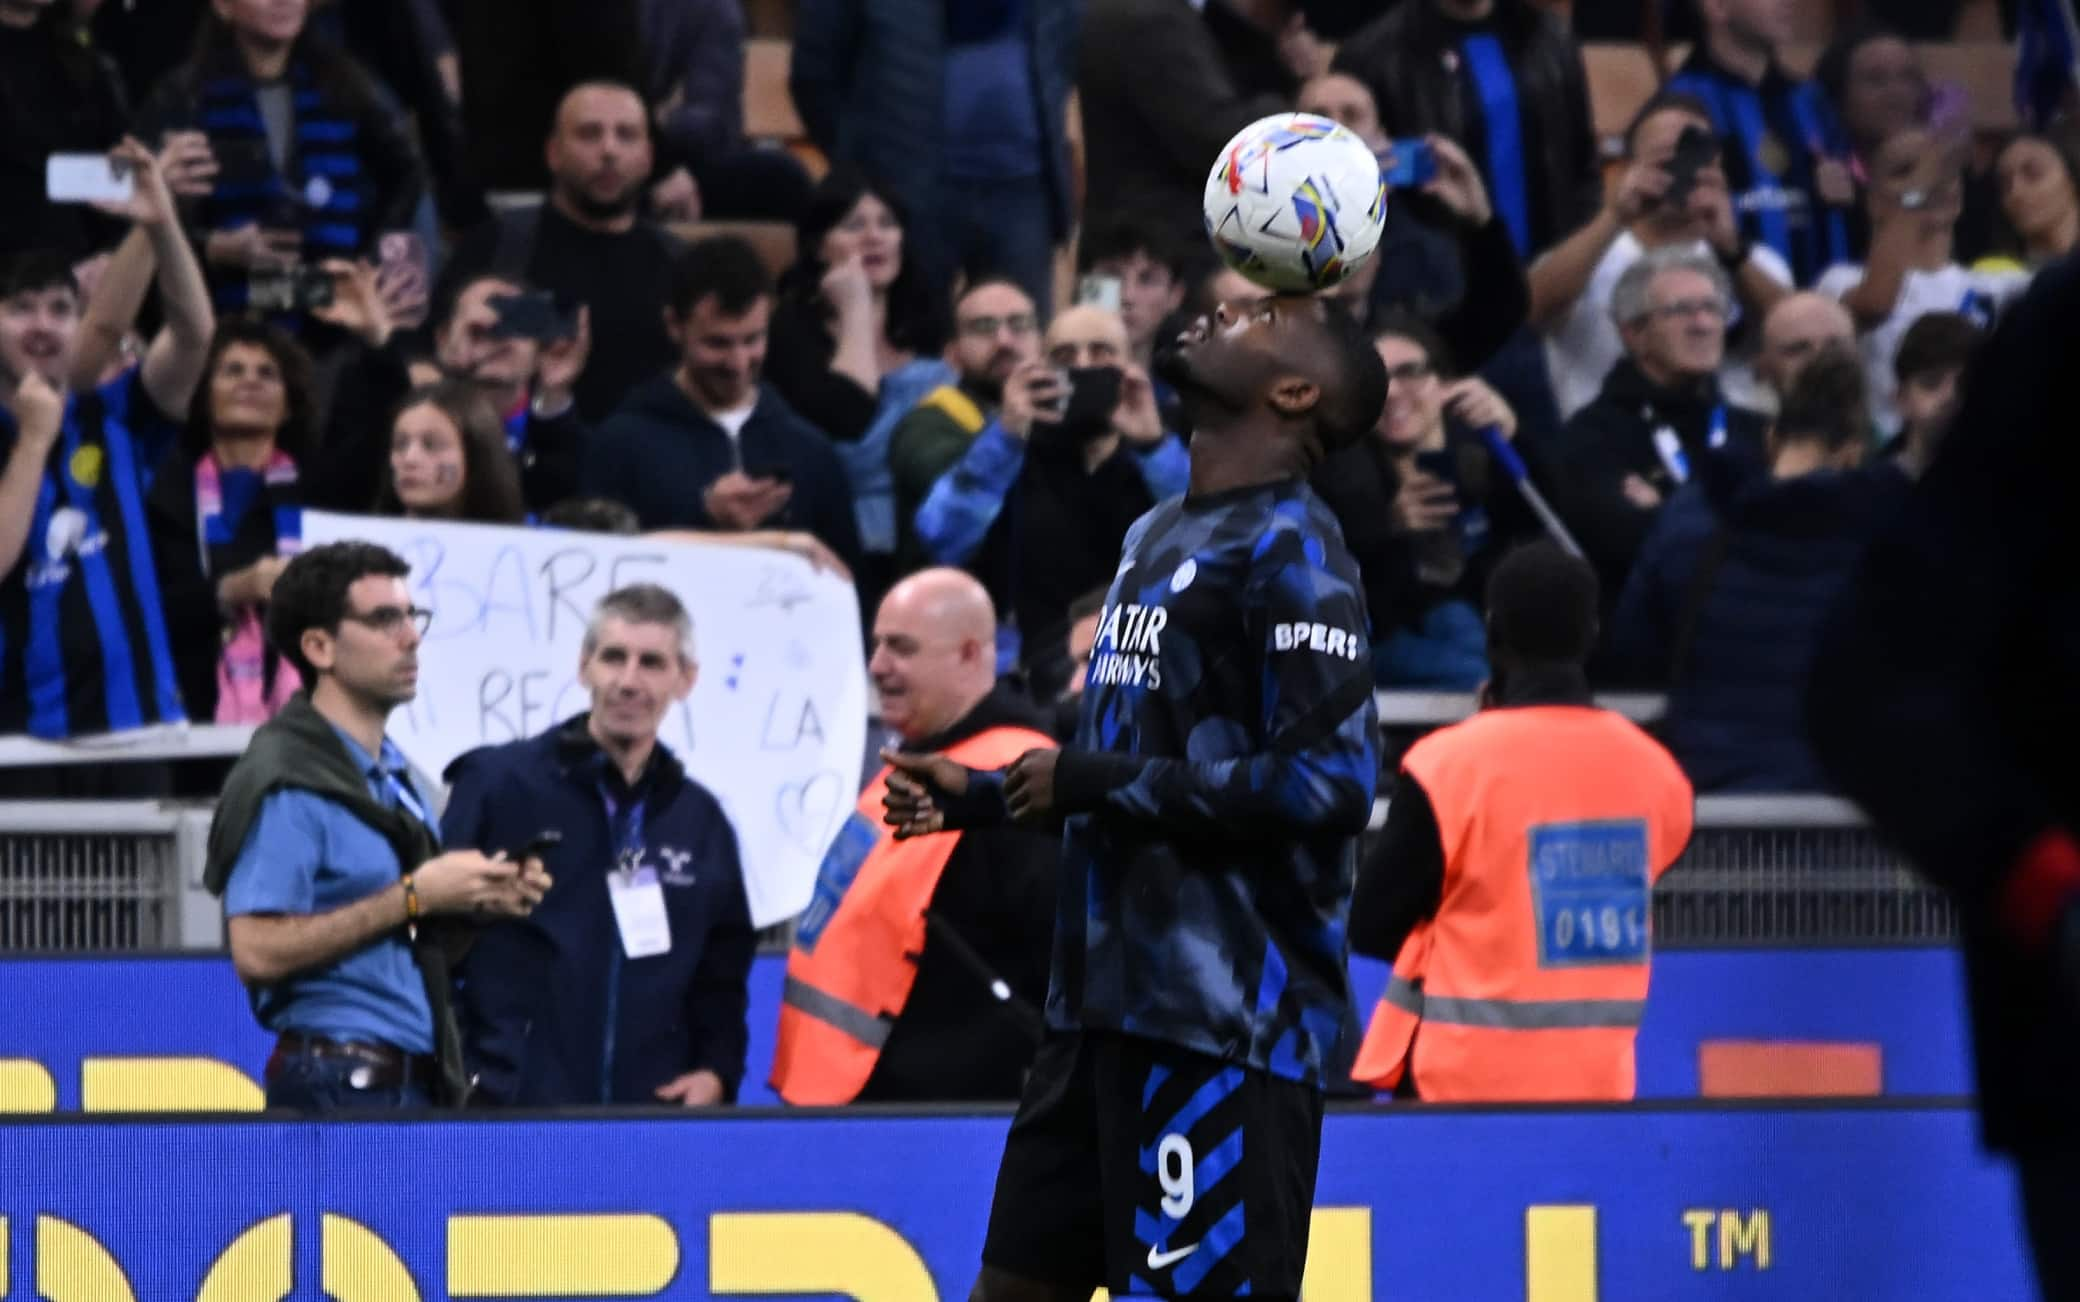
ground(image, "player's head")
xmin=0 ymin=250 xmax=82 ymax=391
xmin=580 ymin=583 xmax=698 ymax=752
xmin=1154 ymin=293 xmax=1387 ymax=469
xmin=1484 ymin=542 xmax=1601 ymax=676
xmin=268 ymin=540 xmax=422 ymax=713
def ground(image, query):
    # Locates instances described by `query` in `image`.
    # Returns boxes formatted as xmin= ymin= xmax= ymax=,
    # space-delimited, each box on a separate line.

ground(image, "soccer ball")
xmin=1202 ymin=113 xmax=1387 ymax=293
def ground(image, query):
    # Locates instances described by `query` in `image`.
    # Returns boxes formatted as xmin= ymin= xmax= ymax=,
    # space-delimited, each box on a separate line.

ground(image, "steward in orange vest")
xmin=1349 ymin=543 xmax=1694 ymax=1102
xmin=772 ymin=688 xmax=1057 ymax=1105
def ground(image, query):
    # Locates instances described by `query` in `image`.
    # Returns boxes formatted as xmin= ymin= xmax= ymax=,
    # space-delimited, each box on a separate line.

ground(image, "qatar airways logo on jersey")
xmin=1086 ymin=601 xmax=1168 ymax=690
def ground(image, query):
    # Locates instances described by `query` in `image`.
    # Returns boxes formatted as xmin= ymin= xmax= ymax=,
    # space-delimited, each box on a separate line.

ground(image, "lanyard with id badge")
xmin=602 ymin=785 xmax=672 ymax=959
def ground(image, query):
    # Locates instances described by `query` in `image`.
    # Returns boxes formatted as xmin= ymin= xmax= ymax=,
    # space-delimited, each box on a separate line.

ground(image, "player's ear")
xmin=1267 ymin=374 xmax=1321 ymax=419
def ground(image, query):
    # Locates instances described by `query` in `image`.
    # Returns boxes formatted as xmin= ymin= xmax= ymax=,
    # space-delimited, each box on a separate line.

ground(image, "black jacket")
xmin=857 ymin=689 xmax=1060 ymax=1102
xmin=1549 ymin=358 xmax=1768 ymax=604
xmin=1333 ymin=0 xmax=1601 ymax=257
xmin=1808 ymin=253 xmax=2080 ymax=1151
xmin=582 ymin=376 xmax=862 ymax=569
xmin=1077 ymin=0 xmax=1290 ymax=245
xmin=0 ymin=17 xmax=128 ymax=259
xmin=1610 ymin=455 xmax=1910 ymax=792
xmin=443 ymin=715 xmax=757 ymax=1105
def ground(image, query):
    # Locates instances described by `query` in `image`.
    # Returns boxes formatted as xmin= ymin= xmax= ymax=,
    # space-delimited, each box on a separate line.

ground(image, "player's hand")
xmin=92 ymin=138 xmax=179 ymax=229
xmin=1621 ymin=473 xmax=1663 ymax=511
xmin=534 ymin=304 xmax=592 ymax=407
xmin=1814 ymin=156 xmax=1857 ymax=208
xmin=208 ymin=224 xmax=303 ymax=271
xmin=1441 ymin=377 xmax=1515 ymax=440
xmin=157 ymin=130 xmax=219 ymax=199
xmin=310 ymin=259 xmax=394 ymax=348
xmin=1420 ymin=135 xmax=1493 ymax=228
xmin=654 ymin=1068 xmax=725 ymax=1106
xmin=820 ymin=254 xmax=875 ymax=321
xmin=704 ymin=470 xmax=793 ymax=530
xmin=1689 ymin=168 xmax=1741 ymax=257
xmin=1004 ymin=748 xmax=1059 ymax=822
xmin=880 ymin=749 xmax=970 ymax=839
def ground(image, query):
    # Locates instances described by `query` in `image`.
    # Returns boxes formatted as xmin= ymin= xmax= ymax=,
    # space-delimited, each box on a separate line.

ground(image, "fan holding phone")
xmin=1531 ymin=94 xmax=1797 ymax=421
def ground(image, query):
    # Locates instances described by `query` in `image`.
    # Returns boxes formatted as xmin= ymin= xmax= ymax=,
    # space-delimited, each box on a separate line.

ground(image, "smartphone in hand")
xmin=46 ymin=154 xmax=133 ymax=206
xmin=1381 ymin=139 xmax=1437 ymax=189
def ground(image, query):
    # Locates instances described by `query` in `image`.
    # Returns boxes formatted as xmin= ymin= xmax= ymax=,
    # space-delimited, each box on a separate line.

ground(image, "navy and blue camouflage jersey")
xmin=1038 ymin=478 xmax=1380 ymax=1087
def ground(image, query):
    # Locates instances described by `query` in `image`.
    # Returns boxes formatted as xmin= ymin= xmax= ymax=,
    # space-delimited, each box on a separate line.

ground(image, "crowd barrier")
xmin=0 ymin=948 xmax=1972 ymax=1113
xmin=0 ymin=1103 xmax=2031 ymax=1299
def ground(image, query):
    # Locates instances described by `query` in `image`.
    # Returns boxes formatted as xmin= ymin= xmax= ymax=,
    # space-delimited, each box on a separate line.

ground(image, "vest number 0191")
xmin=1157 ymin=1134 xmax=1195 ymax=1219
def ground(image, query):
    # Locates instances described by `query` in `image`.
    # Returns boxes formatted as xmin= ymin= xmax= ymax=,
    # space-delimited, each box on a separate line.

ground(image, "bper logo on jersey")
xmin=1272 ymin=621 xmax=1362 ymax=661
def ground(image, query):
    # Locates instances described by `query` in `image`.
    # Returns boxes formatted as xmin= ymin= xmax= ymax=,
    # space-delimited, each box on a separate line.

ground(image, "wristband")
xmin=402 ymin=871 xmax=421 ymax=921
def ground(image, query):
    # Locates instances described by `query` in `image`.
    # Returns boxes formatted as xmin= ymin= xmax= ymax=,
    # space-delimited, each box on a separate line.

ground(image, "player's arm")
xmin=882 ymin=752 xmax=1012 ymax=839
xmin=1035 ymin=530 xmax=1379 ymax=835
xmin=1349 ymin=772 xmax=1446 ymax=960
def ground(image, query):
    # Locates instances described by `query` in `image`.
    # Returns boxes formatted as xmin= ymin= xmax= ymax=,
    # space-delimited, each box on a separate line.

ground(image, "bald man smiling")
xmin=770 ymin=568 xmax=1060 ymax=1104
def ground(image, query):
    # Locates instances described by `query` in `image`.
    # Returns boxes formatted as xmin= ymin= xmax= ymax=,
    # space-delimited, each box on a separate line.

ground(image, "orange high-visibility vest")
xmin=1350 ymin=706 xmax=1694 ymax=1102
xmin=770 ymin=724 xmax=1055 ymax=1105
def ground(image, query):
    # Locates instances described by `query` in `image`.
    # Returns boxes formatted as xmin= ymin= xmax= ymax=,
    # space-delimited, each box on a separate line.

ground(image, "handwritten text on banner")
xmin=302 ymin=512 xmax=867 ymax=926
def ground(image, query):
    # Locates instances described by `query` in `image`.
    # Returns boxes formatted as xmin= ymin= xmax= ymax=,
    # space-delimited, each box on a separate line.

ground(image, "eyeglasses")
xmin=1645 ymin=297 xmax=1730 ymax=323
xmin=1383 ymin=360 xmax=1435 ymax=383
xmin=957 ymin=313 xmax=1039 ymax=340
xmin=340 ymin=605 xmax=433 ymax=639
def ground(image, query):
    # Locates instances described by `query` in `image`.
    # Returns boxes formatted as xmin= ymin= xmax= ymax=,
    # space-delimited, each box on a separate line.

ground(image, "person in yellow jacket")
xmin=771 ymin=568 xmax=1059 ymax=1105
xmin=1349 ymin=542 xmax=1694 ymax=1102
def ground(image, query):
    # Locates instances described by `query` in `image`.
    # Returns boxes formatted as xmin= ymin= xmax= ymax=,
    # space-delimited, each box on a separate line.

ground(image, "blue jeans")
xmin=1373 ymin=600 xmax=1490 ymax=690
xmin=265 ymin=1042 xmax=434 ymax=1113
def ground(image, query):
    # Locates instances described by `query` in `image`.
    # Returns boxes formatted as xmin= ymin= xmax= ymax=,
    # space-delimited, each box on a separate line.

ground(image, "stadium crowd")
xmin=0 ymin=0 xmax=2072 ymax=1110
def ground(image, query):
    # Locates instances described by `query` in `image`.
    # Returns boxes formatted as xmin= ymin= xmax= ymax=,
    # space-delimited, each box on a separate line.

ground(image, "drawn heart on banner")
xmin=774 ymin=770 xmax=847 ymax=855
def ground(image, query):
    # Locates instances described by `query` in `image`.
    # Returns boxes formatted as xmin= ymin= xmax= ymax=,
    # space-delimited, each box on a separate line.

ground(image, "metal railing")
xmin=0 ymin=802 xmax=213 ymax=951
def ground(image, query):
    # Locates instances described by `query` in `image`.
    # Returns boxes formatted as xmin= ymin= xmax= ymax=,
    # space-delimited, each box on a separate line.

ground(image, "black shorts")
xmin=980 ymin=1029 xmax=1326 ymax=1299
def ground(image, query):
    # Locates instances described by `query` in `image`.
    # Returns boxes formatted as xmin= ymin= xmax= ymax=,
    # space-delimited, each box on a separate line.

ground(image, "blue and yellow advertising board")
xmin=0 ymin=1105 xmax=2033 ymax=1299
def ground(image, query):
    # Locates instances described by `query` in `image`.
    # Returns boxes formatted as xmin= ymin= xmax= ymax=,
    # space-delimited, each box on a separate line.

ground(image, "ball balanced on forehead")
xmin=1202 ymin=113 xmax=1387 ymax=293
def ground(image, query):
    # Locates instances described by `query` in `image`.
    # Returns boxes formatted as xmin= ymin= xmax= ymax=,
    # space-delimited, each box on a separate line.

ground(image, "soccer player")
xmin=883 ymin=293 xmax=1389 ymax=1301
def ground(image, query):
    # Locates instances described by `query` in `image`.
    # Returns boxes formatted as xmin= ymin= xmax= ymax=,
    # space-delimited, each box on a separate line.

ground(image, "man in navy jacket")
xmin=442 ymin=583 xmax=756 ymax=1106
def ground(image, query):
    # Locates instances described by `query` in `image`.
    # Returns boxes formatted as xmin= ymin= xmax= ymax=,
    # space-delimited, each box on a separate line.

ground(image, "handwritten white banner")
xmin=302 ymin=512 xmax=867 ymax=926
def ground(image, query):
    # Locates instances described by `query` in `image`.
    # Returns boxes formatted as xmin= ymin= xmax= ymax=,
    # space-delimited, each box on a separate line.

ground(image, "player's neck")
xmin=310 ymin=679 xmax=390 ymax=763
xmin=1186 ymin=425 xmax=1303 ymax=497
xmin=588 ymin=717 xmax=656 ymax=787
xmin=1705 ymin=26 xmax=1773 ymax=86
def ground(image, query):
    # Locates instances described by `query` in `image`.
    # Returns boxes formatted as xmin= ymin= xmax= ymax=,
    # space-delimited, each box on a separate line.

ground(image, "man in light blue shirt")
xmin=209 ymin=541 xmax=551 ymax=1111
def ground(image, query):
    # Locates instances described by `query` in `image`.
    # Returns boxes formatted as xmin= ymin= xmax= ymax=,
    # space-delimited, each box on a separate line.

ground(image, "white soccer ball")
xmin=1201 ymin=113 xmax=1387 ymax=293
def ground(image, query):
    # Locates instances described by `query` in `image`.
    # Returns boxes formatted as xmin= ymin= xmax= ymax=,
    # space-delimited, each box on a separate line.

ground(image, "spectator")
xmin=1333 ymin=0 xmax=1600 ymax=262
xmin=135 ymin=0 xmax=423 ymax=326
xmin=1349 ymin=541 xmax=1694 ymax=1101
xmin=640 ymin=0 xmax=810 ymax=223
xmin=887 ymin=280 xmax=1043 ymax=568
xmin=792 ymin=0 xmax=1077 ymax=313
xmin=445 ymin=583 xmax=756 ymax=1106
xmin=303 ymin=268 xmax=586 ymax=517
xmin=1609 ymin=350 xmax=1909 ymax=790
xmin=373 ymin=382 xmax=527 ymax=525
xmin=773 ymin=568 xmax=1058 ymax=1104
xmin=913 ymin=303 xmax=1190 ymax=681
xmin=0 ymin=0 xmax=129 ymax=260
xmin=440 ymin=82 xmax=683 ymax=424
xmin=1551 ymin=248 xmax=1769 ymax=602
xmin=1075 ymin=0 xmax=1290 ymax=249
xmin=1814 ymin=24 xmax=1926 ymax=176
xmin=1534 ymin=93 xmax=1793 ymax=420
xmin=1755 ymin=291 xmax=1856 ymax=403
xmin=1885 ymin=310 xmax=1979 ymax=478
xmin=0 ymin=143 xmax=212 ymax=754
xmin=1312 ymin=314 xmax=1532 ymax=689
xmin=765 ymin=167 xmax=953 ymax=596
xmin=146 ymin=321 xmax=312 ymax=724
xmin=582 ymin=238 xmax=861 ymax=568
xmin=1666 ymin=0 xmax=1855 ymax=288
xmin=1986 ymin=132 xmax=2080 ymax=269
xmin=1076 ymin=215 xmax=1191 ymax=374
xmin=542 ymin=495 xmax=641 ymax=535
xmin=1814 ymin=126 xmax=2030 ymax=435
xmin=207 ymin=541 xmax=550 ymax=1111
xmin=1298 ymin=70 xmax=1387 ymax=150
xmin=1051 ymin=585 xmax=1106 ymax=738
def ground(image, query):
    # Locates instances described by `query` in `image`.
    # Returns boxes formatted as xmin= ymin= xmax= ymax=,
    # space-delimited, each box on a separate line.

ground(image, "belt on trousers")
xmin=270 ymin=1031 xmax=438 ymax=1089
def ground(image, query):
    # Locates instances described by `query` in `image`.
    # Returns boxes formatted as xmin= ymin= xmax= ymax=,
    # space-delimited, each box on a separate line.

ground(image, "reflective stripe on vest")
xmin=770 ymin=723 xmax=1055 ymax=1105
xmin=1381 ymin=974 xmax=1646 ymax=1030
xmin=1349 ymin=707 xmax=1693 ymax=1102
